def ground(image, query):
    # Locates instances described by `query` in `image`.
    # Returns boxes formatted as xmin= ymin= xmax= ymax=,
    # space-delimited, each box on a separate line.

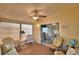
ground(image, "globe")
xmin=69 ymin=39 xmax=77 ymax=46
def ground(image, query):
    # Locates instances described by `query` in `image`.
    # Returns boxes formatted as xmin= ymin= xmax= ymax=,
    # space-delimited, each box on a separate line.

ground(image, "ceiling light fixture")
xmin=32 ymin=15 xmax=39 ymax=21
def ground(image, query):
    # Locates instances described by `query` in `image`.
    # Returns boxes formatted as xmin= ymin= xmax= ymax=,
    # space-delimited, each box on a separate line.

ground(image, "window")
xmin=21 ymin=24 xmax=33 ymax=41
xmin=0 ymin=22 xmax=20 ymax=42
xmin=21 ymin=24 xmax=32 ymax=35
xmin=0 ymin=22 xmax=33 ymax=43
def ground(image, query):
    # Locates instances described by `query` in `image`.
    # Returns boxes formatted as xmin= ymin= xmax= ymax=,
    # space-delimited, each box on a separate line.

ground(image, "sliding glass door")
xmin=41 ymin=23 xmax=59 ymax=45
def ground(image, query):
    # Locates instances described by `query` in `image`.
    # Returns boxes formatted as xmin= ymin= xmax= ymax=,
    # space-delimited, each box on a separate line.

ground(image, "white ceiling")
xmin=0 ymin=3 xmax=79 ymax=24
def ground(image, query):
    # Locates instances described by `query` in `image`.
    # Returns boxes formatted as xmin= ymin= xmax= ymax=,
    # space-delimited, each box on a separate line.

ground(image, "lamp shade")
xmin=20 ymin=31 xmax=25 ymax=34
xmin=69 ymin=39 xmax=77 ymax=47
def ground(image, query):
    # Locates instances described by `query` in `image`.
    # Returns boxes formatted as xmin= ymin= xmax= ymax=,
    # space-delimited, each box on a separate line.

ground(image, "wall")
xmin=33 ymin=22 xmax=41 ymax=43
xmin=33 ymin=13 xmax=79 ymax=45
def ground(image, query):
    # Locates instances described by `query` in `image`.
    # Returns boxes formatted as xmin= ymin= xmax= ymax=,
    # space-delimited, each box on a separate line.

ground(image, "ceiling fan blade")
xmin=32 ymin=9 xmax=41 ymax=15
xmin=33 ymin=9 xmax=41 ymax=13
xmin=39 ymin=15 xmax=47 ymax=17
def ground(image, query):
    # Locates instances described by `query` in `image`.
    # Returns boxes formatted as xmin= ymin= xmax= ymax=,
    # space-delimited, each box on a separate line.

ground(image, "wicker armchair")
xmin=2 ymin=37 xmax=16 ymax=48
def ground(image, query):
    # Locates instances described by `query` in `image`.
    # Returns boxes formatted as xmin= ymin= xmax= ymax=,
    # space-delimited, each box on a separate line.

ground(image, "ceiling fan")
xmin=29 ymin=9 xmax=47 ymax=21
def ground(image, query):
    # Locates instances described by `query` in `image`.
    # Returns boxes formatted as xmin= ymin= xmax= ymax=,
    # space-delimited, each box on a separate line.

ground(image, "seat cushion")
xmin=5 ymin=48 xmax=18 ymax=55
xmin=52 ymin=37 xmax=63 ymax=48
xmin=1 ymin=44 xmax=13 ymax=55
xmin=54 ymin=51 xmax=65 ymax=55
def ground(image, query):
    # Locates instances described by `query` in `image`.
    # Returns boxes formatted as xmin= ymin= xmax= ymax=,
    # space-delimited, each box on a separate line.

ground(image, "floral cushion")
xmin=52 ymin=37 xmax=63 ymax=48
xmin=1 ymin=44 xmax=13 ymax=55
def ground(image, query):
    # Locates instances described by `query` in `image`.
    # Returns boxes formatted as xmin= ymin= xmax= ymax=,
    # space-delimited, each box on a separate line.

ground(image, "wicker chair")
xmin=2 ymin=37 xmax=16 ymax=48
xmin=51 ymin=36 xmax=65 ymax=55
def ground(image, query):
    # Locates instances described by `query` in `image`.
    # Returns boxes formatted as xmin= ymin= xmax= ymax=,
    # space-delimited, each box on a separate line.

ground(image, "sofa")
xmin=4 ymin=48 xmax=18 ymax=55
xmin=0 ymin=37 xmax=18 ymax=55
xmin=0 ymin=44 xmax=18 ymax=55
xmin=0 ymin=46 xmax=2 ymax=55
